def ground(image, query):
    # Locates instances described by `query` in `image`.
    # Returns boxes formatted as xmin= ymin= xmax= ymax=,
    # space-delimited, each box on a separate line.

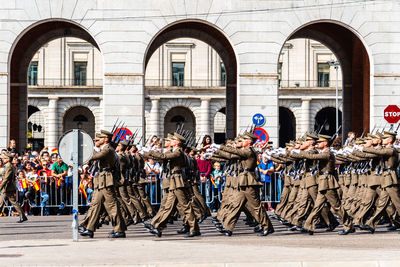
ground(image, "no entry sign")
xmin=253 ymin=127 xmax=269 ymax=148
xmin=113 ymin=127 xmax=133 ymax=142
xmin=384 ymin=105 xmax=400 ymax=124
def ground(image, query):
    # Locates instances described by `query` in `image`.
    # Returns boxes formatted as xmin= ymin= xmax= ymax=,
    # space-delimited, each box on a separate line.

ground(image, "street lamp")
xmin=327 ymin=59 xmax=340 ymax=133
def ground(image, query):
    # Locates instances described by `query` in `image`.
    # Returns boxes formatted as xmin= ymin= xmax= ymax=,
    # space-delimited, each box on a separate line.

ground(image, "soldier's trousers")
xmin=366 ymin=186 xmax=400 ymax=229
xmin=192 ymin=184 xmax=210 ymax=216
xmin=85 ymin=187 xmax=126 ymax=233
xmin=354 ymin=185 xmax=378 ymax=226
xmin=304 ymin=189 xmax=353 ymax=232
xmin=153 ymin=187 xmax=199 ymax=233
xmin=186 ymin=185 xmax=203 ymax=220
xmin=0 ymin=191 xmax=27 ymax=220
xmin=217 ymin=186 xmax=233 ymax=222
xmin=274 ymin=186 xmax=290 ymax=216
xmin=280 ymin=185 xmax=299 ymax=219
xmin=127 ymin=183 xmax=147 ymax=220
xmin=118 ymin=185 xmax=136 ymax=221
xmin=292 ymin=185 xmax=338 ymax=227
xmin=223 ymin=186 xmax=273 ymax=232
xmin=152 ymin=189 xmax=169 ymax=227
xmin=138 ymin=183 xmax=155 ymax=216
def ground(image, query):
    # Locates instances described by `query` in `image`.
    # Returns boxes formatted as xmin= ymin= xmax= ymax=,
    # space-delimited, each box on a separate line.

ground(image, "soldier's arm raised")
xmin=302 ymin=150 xmax=330 ymax=160
xmin=220 ymin=145 xmax=252 ymax=158
xmin=91 ymin=146 xmax=110 ymax=161
xmin=363 ymin=147 xmax=395 ymax=156
xmin=149 ymin=149 xmax=181 ymax=160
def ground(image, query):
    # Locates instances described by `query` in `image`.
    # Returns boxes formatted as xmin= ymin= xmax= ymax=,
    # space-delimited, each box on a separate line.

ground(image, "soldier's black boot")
xmin=185 ymin=232 xmax=201 ymax=238
xmin=150 ymin=228 xmax=162 ymax=237
xmin=177 ymin=225 xmax=189 ymax=234
xmin=109 ymin=232 xmax=126 ymax=238
xmin=257 ymin=228 xmax=274 ymax=236
xmin=80 ymin=230 xmax=94 ymax=238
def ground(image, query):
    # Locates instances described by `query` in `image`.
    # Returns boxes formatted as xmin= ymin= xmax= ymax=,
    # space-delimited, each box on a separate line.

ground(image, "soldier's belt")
xmin=383 ymin=167 xmax=396 ymax=171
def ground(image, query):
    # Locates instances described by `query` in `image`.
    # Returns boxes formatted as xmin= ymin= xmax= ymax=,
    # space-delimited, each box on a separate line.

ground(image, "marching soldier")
xmin=216 ymin=131 xmax=274 ymax=236
xmin=0 ymin=152 xmax=28 ymax=223
xmin=300 ymin=134 xmax=355 ymax=235
xmin=80 ymin=130 xmax=126 ymax=238
xmin=143 ymin=133 xmax=200 ymax=238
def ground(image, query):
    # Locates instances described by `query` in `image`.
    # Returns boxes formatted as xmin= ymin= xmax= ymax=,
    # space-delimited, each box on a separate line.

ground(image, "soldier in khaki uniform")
xmin=116 ymin=140 xmax=135 ymax=226
xmin=144 ymin=133 xmax=200 ymax=238
xmin=289 ymin=134 xmax=337 ymax=231
xmin=217 ymin=132 xmax=274 ymax=236
xmin=144 ymin=134 xmax=173 ymax=231
xmin=301 ymin=134 xmax=354 ymax=235
xmin=80 ymin=130 xmax=126 ymax=238
xmin=136 ymin=151 xmax=155 ymax=217
xmin=0 ymin=152 xmax=27 ymax=223
xmin=361 ymin=131 xmax=400 ymax=233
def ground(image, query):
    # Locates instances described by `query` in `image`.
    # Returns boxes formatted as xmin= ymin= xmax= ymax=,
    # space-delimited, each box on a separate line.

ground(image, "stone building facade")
xmin=1 ymin=0 xmax=398 ymax=150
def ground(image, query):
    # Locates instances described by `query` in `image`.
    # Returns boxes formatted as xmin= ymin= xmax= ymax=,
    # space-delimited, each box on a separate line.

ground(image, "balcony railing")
xmin=279 ymin=79 xmax=342 ymax=88
xmin=145 ymin=79 xmax=226 ymax=88
xmin=27 ymin=78 xmax=103 ymax=87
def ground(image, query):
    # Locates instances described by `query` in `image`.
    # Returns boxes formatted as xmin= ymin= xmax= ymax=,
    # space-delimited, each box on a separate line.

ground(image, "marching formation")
xmin=75 ymin=123 xmax=400 ymax=238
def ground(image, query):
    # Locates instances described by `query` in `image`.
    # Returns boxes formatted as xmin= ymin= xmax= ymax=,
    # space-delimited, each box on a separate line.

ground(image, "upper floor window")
xmin=220 ymin=63 xmax=226 ymax=86
xmin=172 ymin=62 xmax=184 ymax=86
xmin=28 ymin=61 xmax=38 ymax=86
xmin=317 ymin=63 xmax=330 ymax=87
xmin=74 ymin=61 xmax=87 ymax=86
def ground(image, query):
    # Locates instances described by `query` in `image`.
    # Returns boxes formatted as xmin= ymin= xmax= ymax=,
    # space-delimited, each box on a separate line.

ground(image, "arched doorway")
xmin=144 ymin=20 xmax=237 ymax=139
xmin=314 ymin=107 xmax=342 ymax=136
xmin=280 ymin=21 xmax=371 ymax=138
xmin=63 ymin=106 xmax=96 ymax=138
xmin=27 ymin=105 xmax=45 ymax=151
xmin=279 ymin=107 xmax=296 ymax=147
xmin=214 ymin=107 xmax=226 ymax=144
xmin=9 ymin=19 xmax=100 ymax=150
xmin=164 ymin=107 xmax=196 ymax=138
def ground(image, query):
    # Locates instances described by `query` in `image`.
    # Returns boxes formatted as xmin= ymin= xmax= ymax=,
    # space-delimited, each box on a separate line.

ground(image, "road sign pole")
xmin=72 ymin=130 xmax=79 ymax=241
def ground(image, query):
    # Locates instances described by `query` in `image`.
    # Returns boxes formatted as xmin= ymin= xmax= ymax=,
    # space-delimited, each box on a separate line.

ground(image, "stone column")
xmin=46 ymin=97 xmax=59 ymax=150
xmin=200 ymin=98 xmax=211 ymax=138
xmin=300 ymin=98 xmax=312 ymax=135
xmin=148 ymin=97 xmax=160 ymax=138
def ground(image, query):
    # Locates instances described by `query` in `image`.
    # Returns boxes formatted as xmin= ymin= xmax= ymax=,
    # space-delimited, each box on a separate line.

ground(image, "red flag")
xmin=79 ymin=184 xmax=88 ymax=200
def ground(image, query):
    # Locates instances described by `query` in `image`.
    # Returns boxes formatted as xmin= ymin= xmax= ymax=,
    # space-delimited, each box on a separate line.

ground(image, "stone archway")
xmin=163 ymin=106 xmax=196 ymax=138
xmin=279 ymin=107 xmax=296 ymax=147
xmin=63 ymin=106 xmax=96 ymax=138
xmin=144 ymin=20 xmax=237 ymax=139
xmin=314 ymin=107 xmax=343 ymax=137
xmin=9 ymin=19 xmax=100 ymax=150
xmin=282 ymin=21 xmax=371 ymax=137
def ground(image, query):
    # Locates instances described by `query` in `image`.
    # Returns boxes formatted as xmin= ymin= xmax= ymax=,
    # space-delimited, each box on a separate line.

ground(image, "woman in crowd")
xmin=201 ymin=135 xmax=213 ymax=150
xmin=197 ymin=149 xmax=212 ymax=209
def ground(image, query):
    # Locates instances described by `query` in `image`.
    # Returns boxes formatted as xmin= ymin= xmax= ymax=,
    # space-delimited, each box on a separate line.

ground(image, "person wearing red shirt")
xmin=196 ymin=149 xmax=212 ymax=209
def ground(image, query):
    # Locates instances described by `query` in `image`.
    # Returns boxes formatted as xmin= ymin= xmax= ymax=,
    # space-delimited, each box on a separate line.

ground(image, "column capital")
xmin=200 ymin=97 xmax=211 ymax=102
xmin=301 ymin=98 xmax=312 ymax=102
xmin=150 ymin=97 xmax=161 ymax=101
xmin=48 ymin=96 xmax=59 ymax=101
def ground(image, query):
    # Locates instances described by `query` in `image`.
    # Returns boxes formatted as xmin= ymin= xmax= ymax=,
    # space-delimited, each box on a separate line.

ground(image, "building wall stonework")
xmin=0 ymin=1 xmax=399 ymax=148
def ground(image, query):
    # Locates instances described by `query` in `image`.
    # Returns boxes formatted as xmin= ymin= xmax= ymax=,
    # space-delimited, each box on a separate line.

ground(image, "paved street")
xmin=1 ymin=214 xmax=400 ymax=266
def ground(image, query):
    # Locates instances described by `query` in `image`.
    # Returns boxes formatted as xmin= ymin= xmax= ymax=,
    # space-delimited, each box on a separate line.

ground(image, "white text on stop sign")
xmin=385 ymin=112 xmax=400 ymax=117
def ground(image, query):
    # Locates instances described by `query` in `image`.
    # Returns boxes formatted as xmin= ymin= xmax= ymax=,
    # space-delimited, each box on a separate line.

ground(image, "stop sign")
xmin=384 ymin=105 xmax=400 ymax=124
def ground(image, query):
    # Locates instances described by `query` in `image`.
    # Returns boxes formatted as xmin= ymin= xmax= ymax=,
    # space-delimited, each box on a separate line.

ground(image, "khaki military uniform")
xmin=147 ymin=148 xmax=199 ymax=233
xmin=117 ymin=151 xmax=136 ymax=221
xmin=0 ymin=162 xmax=27 ymax=220
xmin=303 ymin=148 xmax=353 ymax=232
xmin=218 ymin=145 xmax=273 ymax=233
xmin=136 ymin=154 xmax=155 ymax=216
xmin=85 ymin=143 xmax=126 ymax=233
xmin=364 ymin=145 xmax=400 ymax=229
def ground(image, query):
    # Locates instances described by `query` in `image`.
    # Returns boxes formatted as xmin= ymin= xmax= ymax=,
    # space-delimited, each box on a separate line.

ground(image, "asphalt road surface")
xmin=1 ymin=214 xmax=400 ymax=266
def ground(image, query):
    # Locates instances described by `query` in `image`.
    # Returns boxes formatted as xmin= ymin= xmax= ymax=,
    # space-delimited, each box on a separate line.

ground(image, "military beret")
xmin=316 ymin=134 xmax=331 ymax=143
xmin=99 ymin=130 xmax=113 ymax=139
xmin=383 ymin=131 xmax=396 ymax=138
xmin=172 ymin=133 xmax=186 ymax=143
xmin=242 ymin=131 xmax=258 ymax=141
xmin=305 ymin=133 xmax=318 ymax=141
